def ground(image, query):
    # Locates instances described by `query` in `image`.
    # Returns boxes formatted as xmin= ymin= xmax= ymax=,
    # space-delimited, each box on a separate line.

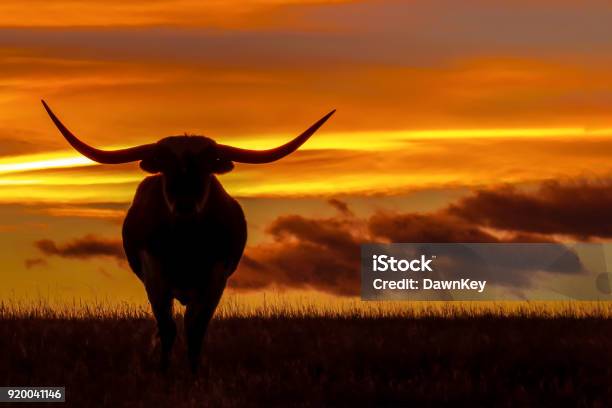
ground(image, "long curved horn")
xmin=217 ymin=109 xmax=335 ymax=164
xmin=41 ymin=100 xmax=155 ymax=164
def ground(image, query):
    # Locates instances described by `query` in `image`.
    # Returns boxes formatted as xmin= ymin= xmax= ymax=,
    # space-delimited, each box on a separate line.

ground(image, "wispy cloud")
xmin=0 ymin=0 xmax=351 ymax=28
xmin=24 ymin=257 xmax=47 ymax=269
xmin=35 ymin=234 xmax=125 ymax=260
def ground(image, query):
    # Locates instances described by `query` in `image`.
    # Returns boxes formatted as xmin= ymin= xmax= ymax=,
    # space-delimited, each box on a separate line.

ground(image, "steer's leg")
xmin=185 ymin=263 xmax=227 ymax=374
xmin=141 ymin=251 xmax=176 ymax=371
xmin=149 ymin=292 xmax=176 ymax=372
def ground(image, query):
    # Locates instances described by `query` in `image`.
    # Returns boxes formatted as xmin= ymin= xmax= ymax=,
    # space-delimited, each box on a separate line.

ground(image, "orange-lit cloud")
xmin=0 ymin=0 xmax=351 ymax=29
xmin=3 ymin=133 xmax=612 ymax=203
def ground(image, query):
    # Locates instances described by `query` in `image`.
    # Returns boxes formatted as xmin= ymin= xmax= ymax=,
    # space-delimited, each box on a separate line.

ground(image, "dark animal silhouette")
xmin=41 ymin=100 xmax=334 ymax=372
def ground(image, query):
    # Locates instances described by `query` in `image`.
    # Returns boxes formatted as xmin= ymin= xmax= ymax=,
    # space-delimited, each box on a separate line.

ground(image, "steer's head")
xmin=41 ymin=100 xmax=334 ymax=218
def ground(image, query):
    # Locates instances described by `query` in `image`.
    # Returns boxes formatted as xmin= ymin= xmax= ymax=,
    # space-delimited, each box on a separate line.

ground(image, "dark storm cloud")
xmin=231 ymin=196 xmax=576 ymax=296
xmin=369 ymin=211 xmax=556 ymax=244
xmin=369 ymin=212 xmax=498 ymax=243
xmin=233 ymin=213 xmax=362 ymax=295
xmin=448 ymin=180 xmax=612 ymax=239
xmin=35 ymin=235 xmax=125 ymax=260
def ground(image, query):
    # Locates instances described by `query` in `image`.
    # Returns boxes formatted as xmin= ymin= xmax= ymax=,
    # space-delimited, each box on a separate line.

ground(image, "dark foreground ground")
xmin=0 ymin=316 xmax=611 ymax=407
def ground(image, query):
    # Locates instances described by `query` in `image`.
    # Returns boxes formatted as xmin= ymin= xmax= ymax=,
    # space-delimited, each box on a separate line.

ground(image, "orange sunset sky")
xmin=2 ymin=0 xmax=612 ymax=303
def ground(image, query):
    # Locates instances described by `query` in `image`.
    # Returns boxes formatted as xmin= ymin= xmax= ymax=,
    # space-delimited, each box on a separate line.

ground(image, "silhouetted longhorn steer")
xmin=42 ymin=100 xmax=334 ymax=372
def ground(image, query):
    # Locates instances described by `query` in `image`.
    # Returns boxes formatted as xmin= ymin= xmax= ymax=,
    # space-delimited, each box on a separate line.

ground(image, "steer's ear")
xmin=139 ymin=157 xmax=162 ymax=173
xmin=212 ymin=158 xmax=234 ymax=174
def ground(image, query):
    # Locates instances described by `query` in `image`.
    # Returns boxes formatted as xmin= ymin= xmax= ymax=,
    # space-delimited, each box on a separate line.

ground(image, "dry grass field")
xmin=1 ymin=296 xmax=611 ymax=407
